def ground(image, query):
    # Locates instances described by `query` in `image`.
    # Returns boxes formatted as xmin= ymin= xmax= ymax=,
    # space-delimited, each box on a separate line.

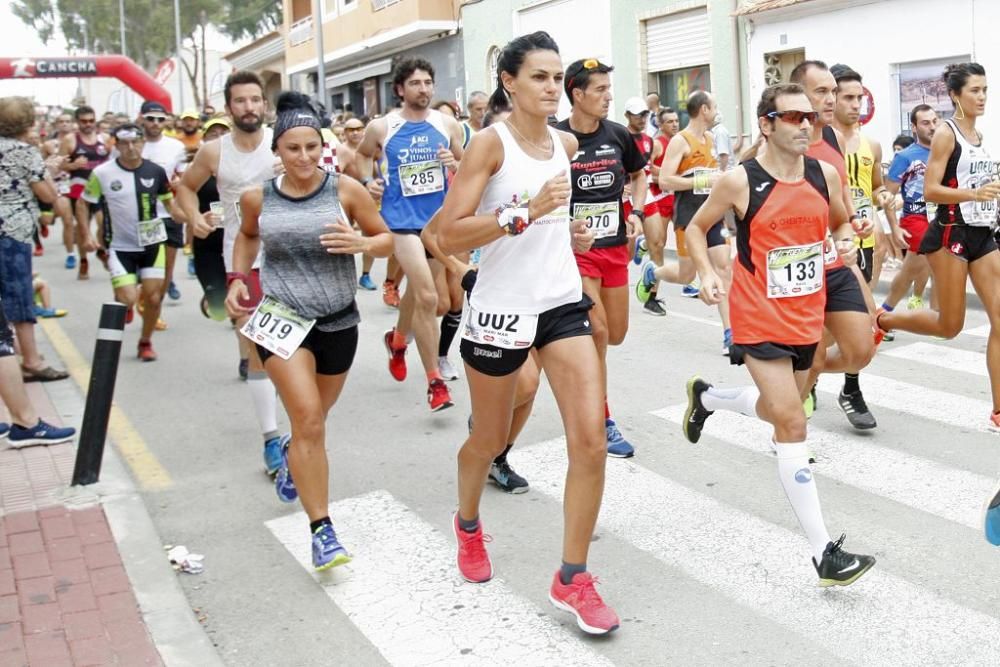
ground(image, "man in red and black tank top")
xmin=680 ymin=84 xmax=877 ymax=588
xmin=60 ymin=105 xmax=110 ymax=279
xmin=792 ymin=60 xmax=881 ymax=432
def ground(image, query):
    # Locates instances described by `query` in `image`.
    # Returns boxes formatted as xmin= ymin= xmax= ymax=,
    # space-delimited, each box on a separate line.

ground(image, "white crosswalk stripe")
xmin=883 ymin=341 xmax=987 ymax=377
xmin=265 ymin=490 xmax=613 ymax=667
xmin=651 ymin=404 xmax=993 ymax=529
xmin=514 ymin=440 xmax=1000 ymax=666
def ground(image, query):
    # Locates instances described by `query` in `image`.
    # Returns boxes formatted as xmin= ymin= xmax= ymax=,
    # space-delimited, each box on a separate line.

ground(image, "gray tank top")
xmin=259 ymin=172 xmax=359 ymax=332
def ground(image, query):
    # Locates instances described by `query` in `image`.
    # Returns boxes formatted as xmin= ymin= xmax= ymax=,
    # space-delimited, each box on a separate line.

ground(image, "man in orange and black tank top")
xmin=789 ymin=60 xmax=880 ymax=431
xmin=680 ymin=83 xmax=877 ymax=588
xmin=639 ymin=91 xmax=733 ymax=354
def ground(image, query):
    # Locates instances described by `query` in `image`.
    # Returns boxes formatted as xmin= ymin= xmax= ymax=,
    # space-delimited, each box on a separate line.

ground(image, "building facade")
xmin=282 ymin=0 xmax=465 ymax=117
xmin=224 ymin=30 xmax=287 ymax=109
xmin=462 ymin=0 xmax=750 ymax=144
xmin=741 ymin=0 xmax=1000 ymax=151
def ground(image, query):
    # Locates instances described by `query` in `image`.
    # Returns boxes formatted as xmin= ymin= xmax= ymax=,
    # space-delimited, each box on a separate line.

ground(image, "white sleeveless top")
xmin=471 ymin=123 xmax=581 ymax=315
xmin=941 ymin=118 xmax=997 ymax=227
xmin=218 ymin=128 xmax=274 ymax=269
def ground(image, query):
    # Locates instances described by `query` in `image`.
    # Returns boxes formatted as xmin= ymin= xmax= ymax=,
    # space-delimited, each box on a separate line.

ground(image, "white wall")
xmin=746 ymin=0 xmax=1000 ymax=152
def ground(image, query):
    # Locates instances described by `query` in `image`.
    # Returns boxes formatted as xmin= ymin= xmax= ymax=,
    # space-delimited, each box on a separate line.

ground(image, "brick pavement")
xmin=1 ymin=384 xmax=163 ymax=666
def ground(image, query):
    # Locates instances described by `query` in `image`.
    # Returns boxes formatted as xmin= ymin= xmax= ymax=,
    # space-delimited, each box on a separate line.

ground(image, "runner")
xmin=881 ymin=105 xmax=939 ymax=315
xmin=635 ymin=106 xmax=681 ymax=295
xmin=556 ymin=64 xmax=647 ymax=457
xmin=788 ymin=60 xmax=877 ymax=430
xmin=331 ymin=117 xmax=379 ymax=291
xmin=176 ymin=70 xmax=287 ymax=475
xmin=682 ymin=83 xmax=876 ymax=587
xmin=876 ymin=63 xmax=1000 ymax=437
xmin=61 ymin=105 xmax=110 ymax=280
xmin=139 ymin=101 xmax=188 ymax=315
xmin=639 ymin=90 xmax=733 ymax=354
xmin=78 ymin=124 xmax=174 ymax=362
xmin=225 ymin=92 xmax=393 ymax=570
xmin=438 ymin=31 xmax=619 ymax=634
xmin=189 ymin=117 xmax=232 ymax=320
xmin=461 ymin=91 xmax=489 ymax=149
xmin=354 ymin=57 xmax=465 ymax=411
xmin=622 ymin=96 xmax=668 ymax=317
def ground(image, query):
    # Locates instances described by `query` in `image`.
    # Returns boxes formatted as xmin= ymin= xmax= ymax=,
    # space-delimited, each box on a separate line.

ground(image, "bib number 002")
xmin=461 ymin=305 xmax=538 ymax=350
xmin=240 ymin=296 xmax=315 ymax=360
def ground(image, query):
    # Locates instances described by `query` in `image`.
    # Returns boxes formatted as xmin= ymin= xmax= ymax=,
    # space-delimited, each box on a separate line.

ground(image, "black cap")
xmin=140 ymin=100 xmax=168 ymax=115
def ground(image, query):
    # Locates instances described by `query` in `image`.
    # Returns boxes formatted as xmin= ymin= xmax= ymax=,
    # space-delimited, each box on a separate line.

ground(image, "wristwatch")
xmin=631 ymin=209 xmax=646 ymax=223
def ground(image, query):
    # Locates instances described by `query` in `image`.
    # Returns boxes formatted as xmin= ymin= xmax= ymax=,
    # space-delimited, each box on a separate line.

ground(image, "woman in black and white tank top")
xmin=437 ymin=33 xmax=621 ymax=634
xmin=877 ymin=63 xmax=1000 ymax=435
xmin=225 ymin=92 xmax=393 ymax=571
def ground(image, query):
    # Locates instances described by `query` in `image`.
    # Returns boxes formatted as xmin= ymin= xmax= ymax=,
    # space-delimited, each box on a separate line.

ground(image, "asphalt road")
xmin=33 ymin=245 xmax=1000 ymax=667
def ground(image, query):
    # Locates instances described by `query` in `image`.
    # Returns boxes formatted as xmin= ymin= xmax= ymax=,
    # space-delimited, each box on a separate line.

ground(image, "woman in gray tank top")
xmin=224 ymin=92 xmax=393 ymax=571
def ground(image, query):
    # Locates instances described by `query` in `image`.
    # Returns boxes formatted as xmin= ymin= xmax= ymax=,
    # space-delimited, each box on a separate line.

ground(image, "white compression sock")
xmin=775 ymin=441 xmax=831 ymax=563
xmin=247 ymin=372 xmax=279 ymax=441
xmin=701 ymin=385 xmax=760 ymax=417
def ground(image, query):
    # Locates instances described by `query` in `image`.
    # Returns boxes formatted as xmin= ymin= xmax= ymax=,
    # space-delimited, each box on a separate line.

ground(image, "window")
xmin=895 ymin=56 xmax=967 ymax=132
xmin=655 ymin=65 xmax=711 ymax=126
xmin=486 ymin=46 xmax=500 ymax=91
xmin=340 ymin=0 xmax=357 ymax=11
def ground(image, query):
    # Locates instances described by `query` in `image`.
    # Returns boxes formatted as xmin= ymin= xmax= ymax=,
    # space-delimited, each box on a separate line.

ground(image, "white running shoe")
xmin=438 ymin=356 xmax=460 ymax=381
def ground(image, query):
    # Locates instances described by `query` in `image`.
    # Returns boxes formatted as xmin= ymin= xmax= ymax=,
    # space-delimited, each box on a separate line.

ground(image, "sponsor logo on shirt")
xmin=110 ymin=180 xmax=123 ymax=192
xmin=140 ymin=178 xmax=155 ymax=188
xmin=595 ymin=144 xmax=616 ymax=157
xmin=577 ymin=172 xmax=614 ymax=189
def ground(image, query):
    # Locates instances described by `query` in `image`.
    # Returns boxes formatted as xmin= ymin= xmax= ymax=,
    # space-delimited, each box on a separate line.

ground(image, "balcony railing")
xmin=289 ymin=16 xmax=314 ymax=46
xmin=371 ymin=0 xmax=403 ymax=11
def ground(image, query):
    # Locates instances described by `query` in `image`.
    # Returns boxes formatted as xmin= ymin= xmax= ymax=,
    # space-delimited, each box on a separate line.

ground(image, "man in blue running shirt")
xmin=355 ymin=58 xmax=465 ymax=412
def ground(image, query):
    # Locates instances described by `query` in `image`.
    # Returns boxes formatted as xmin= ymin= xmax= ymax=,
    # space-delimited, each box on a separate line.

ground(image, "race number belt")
xmin=137 ymin=218 xmax=167 ymax=246
xmin=461 ymin=305 xmax=538 ymax=350
xmin=573 ymin=201 xmax=620 ymax=240
xmin=240 ymin=296 xmax=315 ymax=360
xmin=767 ymin=241 xmax=824 ymax=298
xmin=399 ymin=159 xmax=444 ymax=197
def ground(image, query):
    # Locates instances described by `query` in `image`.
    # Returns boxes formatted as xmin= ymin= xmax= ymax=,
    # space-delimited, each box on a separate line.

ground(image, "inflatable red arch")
xmin=0 ymin=55 xmax=172 ymax=111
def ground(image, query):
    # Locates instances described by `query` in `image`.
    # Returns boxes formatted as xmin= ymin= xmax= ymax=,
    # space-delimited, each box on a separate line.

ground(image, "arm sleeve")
xmin=81 ymin=173 xmax=103 ymax=203
xmin=158 ymin=171 xmax=173 ymax=201
xmin=886 ymin=152 xmax=908 ymax=184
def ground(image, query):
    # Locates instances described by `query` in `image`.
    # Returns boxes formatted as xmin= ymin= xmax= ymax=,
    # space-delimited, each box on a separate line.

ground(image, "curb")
xmin=35 ymin=325 xmax=225 ymax=667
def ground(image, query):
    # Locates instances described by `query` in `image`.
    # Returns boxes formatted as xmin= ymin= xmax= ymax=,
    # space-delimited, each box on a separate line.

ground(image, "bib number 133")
xmin=766 ymin=242 xmax=823 ymax=298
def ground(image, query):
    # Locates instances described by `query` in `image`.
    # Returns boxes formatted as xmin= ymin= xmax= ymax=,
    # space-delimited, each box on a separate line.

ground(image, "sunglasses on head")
xmin=566 ymin=58 xmax=606 ymax=91
xmin=766 ymin=110 xmax=819 ymax=125
xmin=144 ymin=115 xmax=167 ymax=123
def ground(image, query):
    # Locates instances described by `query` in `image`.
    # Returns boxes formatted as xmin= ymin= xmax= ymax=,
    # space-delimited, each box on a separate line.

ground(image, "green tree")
xmin=13 ymin=0 xmax=281 ymax=105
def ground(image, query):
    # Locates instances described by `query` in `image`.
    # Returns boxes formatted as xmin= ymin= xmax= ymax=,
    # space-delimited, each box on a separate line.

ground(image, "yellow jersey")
xmin=846 ymin=134 xmax=876 ymax=249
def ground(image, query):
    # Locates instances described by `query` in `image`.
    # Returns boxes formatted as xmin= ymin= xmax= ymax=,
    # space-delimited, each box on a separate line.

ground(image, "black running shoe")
xmin=683 ymin=376 xmax=714 ymax=444
xmin=838 ymin=390 xmax=877 ymax=430
xmin=489 ymin=459 xmax=529 ymax=494
xmin=643 ymin=298 xmax=667 ymax=317
xmin=812 ymin=534 xmax=876 ymax=587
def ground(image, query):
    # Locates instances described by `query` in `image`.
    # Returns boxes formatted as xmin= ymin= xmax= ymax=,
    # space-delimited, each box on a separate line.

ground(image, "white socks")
xmin=701 ymin=385 xmax=760 ymax=418
xmin=776 ymin=441 xmax=831 ymax=563
xmin=247 ymin=371 xmax=279 ymax=441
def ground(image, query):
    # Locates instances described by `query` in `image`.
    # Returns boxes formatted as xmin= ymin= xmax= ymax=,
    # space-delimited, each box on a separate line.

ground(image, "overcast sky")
xmin=0 ymin=2 xmax=80 ymax=106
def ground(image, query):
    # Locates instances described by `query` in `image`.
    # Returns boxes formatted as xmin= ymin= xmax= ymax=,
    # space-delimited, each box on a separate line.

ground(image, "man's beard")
xmin=182 ymin=127 xmax=199 ymax=135
xmin=234 ymin=114 xmax=262 ymax=132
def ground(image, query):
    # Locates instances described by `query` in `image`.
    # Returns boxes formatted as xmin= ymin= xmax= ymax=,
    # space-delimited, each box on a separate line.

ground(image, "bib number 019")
xmin=240 ymin=296 xmax=315 ymax=360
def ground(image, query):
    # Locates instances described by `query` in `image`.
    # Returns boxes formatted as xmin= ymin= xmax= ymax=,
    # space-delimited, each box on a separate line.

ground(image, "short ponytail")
xmin=487 ymin=31 xmax=560 ymax=115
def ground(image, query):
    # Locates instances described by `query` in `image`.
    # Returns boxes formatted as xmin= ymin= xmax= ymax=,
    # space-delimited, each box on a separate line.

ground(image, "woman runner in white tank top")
xmin=437 ymin=32 xmax=621 ymax=635
xmin=877 ymin=63 xmax=1000 ymax=443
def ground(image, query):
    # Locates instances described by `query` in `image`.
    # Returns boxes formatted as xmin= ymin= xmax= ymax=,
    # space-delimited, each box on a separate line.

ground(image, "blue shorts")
xmin=0 ymin=235 xmax=36 ymax=324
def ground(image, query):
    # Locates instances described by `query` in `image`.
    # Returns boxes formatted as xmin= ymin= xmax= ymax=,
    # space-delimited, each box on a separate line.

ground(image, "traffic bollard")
xmin=71 ymin=302 xmax=127 ymax=486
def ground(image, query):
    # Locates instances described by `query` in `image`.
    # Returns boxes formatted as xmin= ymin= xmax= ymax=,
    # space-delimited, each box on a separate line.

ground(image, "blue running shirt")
xmin=380 ymin=110 xmax=451 ymax=231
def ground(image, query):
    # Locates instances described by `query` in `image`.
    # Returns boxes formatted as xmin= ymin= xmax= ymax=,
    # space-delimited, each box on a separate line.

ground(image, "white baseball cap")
xmin=624 ymin=97 xmax=649 ymax=116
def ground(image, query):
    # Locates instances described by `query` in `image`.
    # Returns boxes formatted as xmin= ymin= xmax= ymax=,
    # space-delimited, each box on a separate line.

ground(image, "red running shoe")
xmin=40 ymin=223 xmax=49 ymax=238
xmin=137 ymin=339 xmax=157 ymax=362
xmin=873 ymin=307 xmax=889 ymax=347
xmin=383 ymin=329 xmax=407 ymax=381
xmin=382 ymin=280 xmax=400 ymax=308
xmin=124 ymin=306 xmax=134 ymax=325
xmin=549 ymin=571 xmax=620 ymax=635
xmin=428 ymin=379 xmax=453 ymax=412
xmin=453 ymin=513 xmax=493 ymax=583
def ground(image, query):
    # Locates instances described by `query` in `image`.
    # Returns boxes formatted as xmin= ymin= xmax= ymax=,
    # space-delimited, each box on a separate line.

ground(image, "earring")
xmin=954 ymin=99 xmax=966 ymax=120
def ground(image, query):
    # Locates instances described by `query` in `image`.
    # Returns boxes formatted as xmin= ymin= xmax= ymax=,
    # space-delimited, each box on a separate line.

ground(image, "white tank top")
xmin=942 ymin=118 xmax=997 ymax=227
xmin=471 ymin=123 xmax=581 ymax=315
xmin=218 ymin=128 xmax=275 ymax=233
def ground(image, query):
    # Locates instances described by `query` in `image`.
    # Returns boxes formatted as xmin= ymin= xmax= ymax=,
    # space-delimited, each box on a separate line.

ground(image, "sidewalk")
xmin=1 ymin=329 xmax=222 ymax=666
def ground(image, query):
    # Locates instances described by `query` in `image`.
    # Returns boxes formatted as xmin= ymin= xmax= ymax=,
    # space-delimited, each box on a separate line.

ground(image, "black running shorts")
xmin=729 ymin=341 xmax=818 ymax=372
xmin=257 ymin=325 xmax=358 ymax=375
xmin=164 ymin=218 xmax=185 ymax=249
xmin=856 ymin=246 xmax=874 ymax=283
xmin=824 ymin=266 xmax=868 ymax=313
xmin=460 ymin=295 xmax=594 ymax=377
xmin=920 ymin=222 xmax=997 ymax=263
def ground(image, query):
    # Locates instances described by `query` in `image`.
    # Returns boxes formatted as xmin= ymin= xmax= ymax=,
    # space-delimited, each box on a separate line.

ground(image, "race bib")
xmin=399 ymin=160 xmax=444 ymax=197
xmin=240 ymin=296 xmax=315 ymax=360
xmin=137 ymin=218 xmax=167 ymax=246
xmin=852 ymin=191 xmax=874 ymax=223
xmin=693 ymin=168 xmax=715 ymax=196
xmin=461 ymin=306 xmax=538 ymax=350
xmin=966 ymin=174 xmax=998 ymax=226
xmin=573 ymin=201 xmax=620 ymax=240
xmin=767 ymin=242 xmax=824 ymax=299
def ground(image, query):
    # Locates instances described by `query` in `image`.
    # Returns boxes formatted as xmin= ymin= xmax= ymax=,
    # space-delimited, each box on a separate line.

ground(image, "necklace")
xmin=505 ymin=120 xmax=553 ymax=153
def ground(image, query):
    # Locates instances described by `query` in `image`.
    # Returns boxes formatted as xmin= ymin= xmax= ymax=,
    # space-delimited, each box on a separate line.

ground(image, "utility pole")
xmin=200 ymin=10 xmax=208 ymax=110
xmin=119 ymin=0 xmax=127 ymax=57
xmin=312 ymin=0 xmax=326 ymax=108
xmin=173 ymin=0 xmax=185 ymax=110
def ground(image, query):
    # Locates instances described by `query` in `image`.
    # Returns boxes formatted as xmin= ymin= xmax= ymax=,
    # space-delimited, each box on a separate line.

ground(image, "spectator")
xmin=645 ymin=92 xmax=662 ymax=136
xmin=711 ymin=111 xmax=732 ymax=171
xmin=0 ymin=96 xmax=69 ymax=381
xmin=177 ymin=109 xmax=203 ymax=150
xmin=32 ymin=273 xmax=66 ymax=318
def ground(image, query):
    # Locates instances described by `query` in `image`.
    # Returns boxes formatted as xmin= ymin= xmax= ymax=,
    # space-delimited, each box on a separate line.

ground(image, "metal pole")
xmin=119 ymin=0 xmax=127 ymax=58
xmin=71 ymin=303 xmax=127 ymax=486
xmin=313 ymin=0 xmax=326 ymax=108
xmin=174 ymin=0 xmax=185 ymax=110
